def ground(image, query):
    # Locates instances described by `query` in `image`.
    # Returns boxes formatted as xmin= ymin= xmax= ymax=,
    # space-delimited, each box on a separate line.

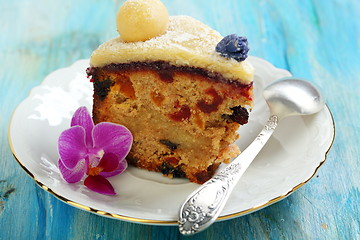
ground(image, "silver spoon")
xmin=178 ymin=78 xmax=325 ymax=235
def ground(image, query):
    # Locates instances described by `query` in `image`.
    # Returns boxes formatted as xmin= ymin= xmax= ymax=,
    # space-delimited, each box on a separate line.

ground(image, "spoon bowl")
xmin=263 ymin=78 xmax=324 ymax=119
xmin=179 ymin=77 xmax=325 ymax=235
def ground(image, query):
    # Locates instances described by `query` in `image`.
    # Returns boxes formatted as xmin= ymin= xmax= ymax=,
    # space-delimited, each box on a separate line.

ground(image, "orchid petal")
xmin=58 ymin=126 xmax=88 ymax=169
xmin=58 ymin=158 xmax=87 ymax=183
xmin=100 ymin=158 xmax=127 ymax=178
xmin=93 ymin=122 xmax=133 ymax=161
xmin=84 ymin=175 xmax=116 ymax=195
xmin=70 ymin=106 xmax=94 ymax=147
xmin=98 ymin=152 xmax=119 ymax=173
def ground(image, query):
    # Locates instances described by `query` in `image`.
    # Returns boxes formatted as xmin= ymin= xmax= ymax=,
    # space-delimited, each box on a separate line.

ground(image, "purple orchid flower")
xmin=58 ymin=107 xmax=132 ymax=195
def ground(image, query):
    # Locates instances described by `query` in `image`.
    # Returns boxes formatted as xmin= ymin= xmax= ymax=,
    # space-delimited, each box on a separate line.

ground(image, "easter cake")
xmin=87 ymin=0 xmax=254 ymax=183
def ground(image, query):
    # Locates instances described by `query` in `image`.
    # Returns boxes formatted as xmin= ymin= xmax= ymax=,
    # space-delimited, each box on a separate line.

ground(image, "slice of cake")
xmin=87 ymin=0 xmax=254 ymax=184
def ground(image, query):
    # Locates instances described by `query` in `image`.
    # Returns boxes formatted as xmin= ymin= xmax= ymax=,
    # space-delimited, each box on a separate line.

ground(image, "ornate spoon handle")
xmin=179 ymin=115 xmax=279 ymax=235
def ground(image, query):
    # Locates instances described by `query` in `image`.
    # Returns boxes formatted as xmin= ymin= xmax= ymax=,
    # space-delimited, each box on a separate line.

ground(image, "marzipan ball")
xmin=116 ymin=0 xmax=169 ymax=42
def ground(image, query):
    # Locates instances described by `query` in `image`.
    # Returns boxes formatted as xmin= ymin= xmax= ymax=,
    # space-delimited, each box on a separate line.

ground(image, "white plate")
xmin=8 ymin=57 xmax=335 ymax=225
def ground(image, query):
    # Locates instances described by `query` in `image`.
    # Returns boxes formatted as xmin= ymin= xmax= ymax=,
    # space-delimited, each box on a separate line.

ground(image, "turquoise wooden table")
xmin=1 ymin=0 xmax=359 ymax=239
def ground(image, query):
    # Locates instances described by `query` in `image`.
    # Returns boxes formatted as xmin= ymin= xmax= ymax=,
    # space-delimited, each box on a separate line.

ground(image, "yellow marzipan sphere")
xmin=116 ymin=0 xmax=169 ymax=42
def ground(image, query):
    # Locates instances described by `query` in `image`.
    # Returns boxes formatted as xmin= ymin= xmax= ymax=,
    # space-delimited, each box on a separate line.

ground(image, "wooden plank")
xmin=0 ymin=0 xmax=359 ymax=239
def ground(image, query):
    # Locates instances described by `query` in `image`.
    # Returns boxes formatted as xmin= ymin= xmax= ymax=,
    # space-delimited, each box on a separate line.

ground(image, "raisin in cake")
xmin=87 ymin=0 xmax=254 ymax=184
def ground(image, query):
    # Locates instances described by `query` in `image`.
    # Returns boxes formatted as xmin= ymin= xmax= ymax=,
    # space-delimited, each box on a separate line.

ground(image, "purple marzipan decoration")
xmin=215 ymin=34 xmax=249 ymax=62
xmin=58 ymin=106 xmax=132 ymax=195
